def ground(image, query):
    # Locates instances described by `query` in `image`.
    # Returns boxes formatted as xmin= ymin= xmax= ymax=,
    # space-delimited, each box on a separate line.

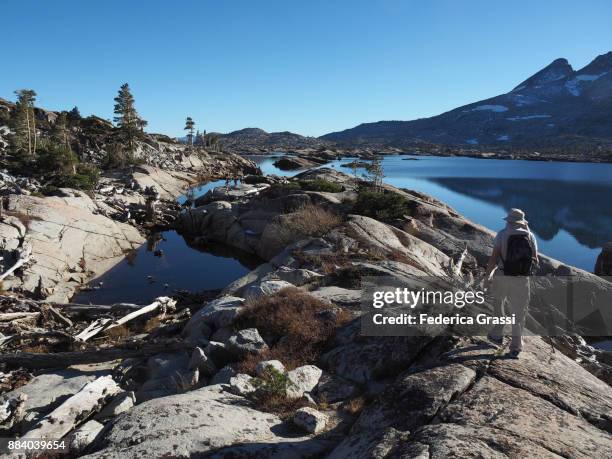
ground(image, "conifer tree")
xmin=67 ymin=106 xmax=81 ymax=125
xmin=366 ymin=157 xmax=385 ymax=192
xmin=11 ymin=89 xmax=37 ymax=159
xmin=184 ymin=117 xmax=195 ymax=146
xmin=52 ymin=112 xmax=70 ymax=149
xmin=113 ymin=83 xmax=145 ymax=154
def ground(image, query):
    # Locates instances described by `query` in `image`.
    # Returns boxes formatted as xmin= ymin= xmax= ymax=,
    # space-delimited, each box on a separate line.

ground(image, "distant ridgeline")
xmin=321 ymin=51 xmax=612 ymax=156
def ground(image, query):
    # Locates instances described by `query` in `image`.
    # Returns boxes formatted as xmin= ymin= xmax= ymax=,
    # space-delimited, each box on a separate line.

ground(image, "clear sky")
xmin=1 ymin=0 xmax=611 ymax=137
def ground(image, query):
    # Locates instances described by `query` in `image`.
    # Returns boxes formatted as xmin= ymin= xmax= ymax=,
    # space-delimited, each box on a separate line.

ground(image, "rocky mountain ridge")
xmin=217 ymin=127 xmax=332 ymax=154
xmin=322 ymin=51 xmax=612 ymax=156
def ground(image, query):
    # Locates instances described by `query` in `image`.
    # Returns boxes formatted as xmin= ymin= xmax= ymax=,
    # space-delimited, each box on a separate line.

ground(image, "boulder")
xmin=243 ymin=279 xmax=294 ymax=299
xmin=273 ymin=156 xmax=318 ymax=170
xmin=255 ymin=360 xmax=286 ymax=377
xmin=314 ymin=373 xmax=359 ymax=404
xmin=82 ymin=385 xmax=330 ymax=458
xmin=69 ymin=420 xmax=104 ymax=455
xmin=184 ymin=296 xmax=245 ymax=332
xmin=2 ymin=194 xmax=144 ymax=301
xmin=227 ymin=328 xmax=269 ymax=358
xmin=293 ymin=407 xmax=329 ymax=434
xmin=210 ymin=365 xmax=237 ymax=386
xmin=271 ymin=266 xmax=323 ymax=285
xmin=2 ymin=369 xmax=111 ymax=430
xmin=95 ymin=391 xmax=135 ymax=421
xmin=286 ymin=365 xmax=323 ymax=399
xmin=229 ymin=374 xmax=256 ymax=396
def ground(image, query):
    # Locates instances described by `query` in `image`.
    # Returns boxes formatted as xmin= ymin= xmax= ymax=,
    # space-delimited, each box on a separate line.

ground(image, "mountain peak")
xmin=577 ymin=51 xmax=612 ymax=75
xmin=513 ymin=57 xmax=574 ymax=91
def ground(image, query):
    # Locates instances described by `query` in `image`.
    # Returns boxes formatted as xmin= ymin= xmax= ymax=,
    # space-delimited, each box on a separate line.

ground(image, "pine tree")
xmin=113 ymin=83 xmax=145 ymax=154
xmin=52 ymin=112 xmax=70 ymax=149
xmin=365 ymin=157 xmax=385 ymax=192
xmin=67 ymin=106 xmax=81 ymax=125
xmin=184 ymin=117 xmax=195 ymax=146
xmin=11 ymin=89 xmax=37 ymax=160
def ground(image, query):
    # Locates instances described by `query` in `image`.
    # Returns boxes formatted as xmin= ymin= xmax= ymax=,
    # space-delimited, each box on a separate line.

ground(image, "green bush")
xmin=353 ymin=190 xmax=411 ymax=221
xmin=252 ymin=367 xmax=292 ymax=399
xmin=56 ymin=163 xmax=99 ymax=191
xmin=36 ymin=144 xmax=78 ymax=175
xmin=298 ymin=179 xmax=344 ymax=193
xmin=267 ymin=181 xmax=301 ymax=196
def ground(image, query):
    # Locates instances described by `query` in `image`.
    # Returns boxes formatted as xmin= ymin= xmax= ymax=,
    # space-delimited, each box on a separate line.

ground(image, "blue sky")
xmin=1 ymin=0 xmax=611 ymax=137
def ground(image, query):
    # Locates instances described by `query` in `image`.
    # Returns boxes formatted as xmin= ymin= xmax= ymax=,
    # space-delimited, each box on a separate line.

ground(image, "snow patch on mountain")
xmin=466 ymin=138 xmax=479 ymax=145
xmin=496 ymin=135 xmax=509 ymax=141
xmin=576 ymin=72 xmax=607 ymax=81
xmin=471 ymin=105 xmax=508 ymax=113
xmin=565 ymin=73 xmax=607 ymax=96
xmin=506 ymin=114 xmax=552 ymax=121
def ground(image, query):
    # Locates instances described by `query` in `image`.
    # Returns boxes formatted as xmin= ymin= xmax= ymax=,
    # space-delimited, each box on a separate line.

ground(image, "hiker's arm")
xmin=485 ymin=246 xmax=501 ymax=280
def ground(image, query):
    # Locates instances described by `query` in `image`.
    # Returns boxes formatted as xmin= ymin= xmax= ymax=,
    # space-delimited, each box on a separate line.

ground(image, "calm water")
xmin=74 ymin=153 xmax=611 ymax=303
xmin=72 ymin=178 xmax=260 ymax=305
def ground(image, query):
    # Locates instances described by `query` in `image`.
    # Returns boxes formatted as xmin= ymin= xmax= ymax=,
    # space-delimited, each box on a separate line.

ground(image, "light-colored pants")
xmin=489 ymin=275 xmax=530 ymax=351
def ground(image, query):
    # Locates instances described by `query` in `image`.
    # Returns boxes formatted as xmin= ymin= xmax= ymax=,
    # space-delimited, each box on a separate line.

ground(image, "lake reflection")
xmin=317 ymin=155 xmax=612 ymax=271
xmin=431 ymin=177 xmax=612 ymax=249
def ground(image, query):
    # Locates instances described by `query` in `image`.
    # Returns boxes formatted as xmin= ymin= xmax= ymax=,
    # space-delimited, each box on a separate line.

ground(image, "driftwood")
xmin=0 ymin=243 xmax=32 ymax=281
xmin=51 ymin=301 xmax=151 ymax=319
xmin=0 ymin=329 xmax=74 ymax=349
xmin=23 ymin=376 xmax=120 ymax=440
xmin=451 ymin=245 xmax=469 ymax=277
xmin=75 ymin=296 xmax=176 ymax=342
xmin=0 ymin=312 xmax=40 ymax=323
xmin=0 ymin=341 xmax=192 ymax=369
xmin=44 ymin=305 xmax=73 ymax=327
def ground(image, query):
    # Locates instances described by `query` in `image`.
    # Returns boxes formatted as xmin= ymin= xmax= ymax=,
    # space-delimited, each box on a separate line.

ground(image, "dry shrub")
xmin=293 ymin=250 xmax=352 ymax=275
xmin=271 ymin=203 xmax=342 ymax=247
xmin=104 ymin=324 xmax=130 ymax=343
xmin=344 ymin=395 xmax=366 ymax=415
xmin=143 ymin=316 xmax=162 ymax=332
xmin=235 ymin=287 xmax=350 ymax=372
xmin=254 ymin=390 xmax=313 ymax=419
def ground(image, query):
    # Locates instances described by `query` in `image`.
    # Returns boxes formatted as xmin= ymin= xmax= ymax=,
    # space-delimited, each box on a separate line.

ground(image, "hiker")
xmin=224 ymin=174 xmax=231 ymax=191
xmin=233 ymin=175 xmax=239 ymax=187
xmin=594 ymin=242 xmax=612 ymax=277
xmin=484 ymin=208 xmax=538 ymax=358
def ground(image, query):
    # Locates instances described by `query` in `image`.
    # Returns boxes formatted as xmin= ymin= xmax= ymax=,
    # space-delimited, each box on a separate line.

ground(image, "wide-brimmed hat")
xmin=504 ymin=208 xmax=528 ymax=225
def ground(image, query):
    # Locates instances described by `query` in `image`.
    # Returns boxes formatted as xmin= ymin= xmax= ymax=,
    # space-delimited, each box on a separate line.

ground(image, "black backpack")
xmin=503 ymin=234 xmax=534 ymax=276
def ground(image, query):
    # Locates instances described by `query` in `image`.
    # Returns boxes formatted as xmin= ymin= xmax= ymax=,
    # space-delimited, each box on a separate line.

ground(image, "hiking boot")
xmin=507 ymin=349 xmax=521 ymax=359
xmin=487 ymin=335 xmax=503 ymax=346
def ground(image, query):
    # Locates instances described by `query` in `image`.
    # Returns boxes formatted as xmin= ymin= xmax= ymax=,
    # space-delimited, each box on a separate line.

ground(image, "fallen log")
xmin=0 ymin=329 xmax=74 ymax=349
xmin=75 ymin=296 xmax=176 ymax=342
xmin=44 ymin=305 xmax=73 ymax=328
xmin=0 ymin=341 xmax=193 ymax=370
xmin=0 ymin=312 xmax=40 ymax=323
xmin=23 ymin=376 xmax=120 ymax=440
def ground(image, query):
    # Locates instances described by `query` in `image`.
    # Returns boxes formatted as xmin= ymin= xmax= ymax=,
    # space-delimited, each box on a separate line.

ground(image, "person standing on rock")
xmin=594 ymin=242 xmax=612 ymax=277
xmin=484 ymin=208 xmax=539 ymax=359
